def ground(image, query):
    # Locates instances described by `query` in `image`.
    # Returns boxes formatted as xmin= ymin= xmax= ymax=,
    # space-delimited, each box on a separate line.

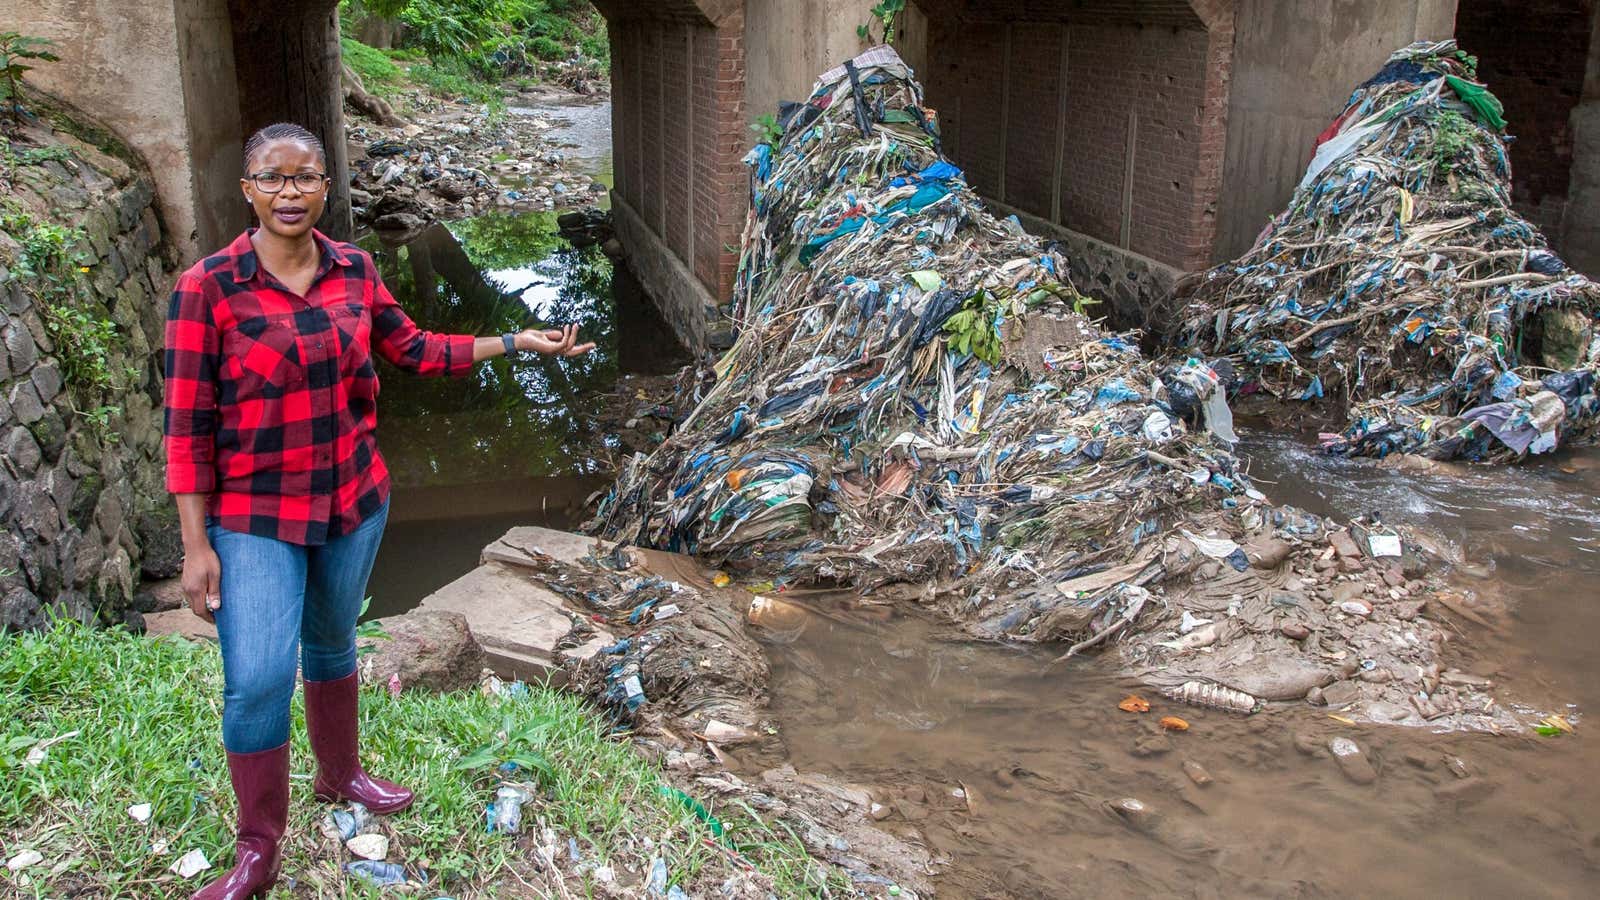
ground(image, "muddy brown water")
xmin=760 ymin=438 xmax=1600 ymax=898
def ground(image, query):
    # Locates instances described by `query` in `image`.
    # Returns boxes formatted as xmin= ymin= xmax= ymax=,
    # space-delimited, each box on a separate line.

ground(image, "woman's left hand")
xmin=515 ymin=324 xmax=596 ymax=357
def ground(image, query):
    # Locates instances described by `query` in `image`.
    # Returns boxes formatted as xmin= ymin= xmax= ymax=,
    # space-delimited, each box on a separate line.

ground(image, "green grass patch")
xmin=409 ymin=58 xmax=506 ymax=110
xmin=0 ymin=621 xmax=837 ymax=897
xmin=340 ymin=36 xmax=405 ymax=98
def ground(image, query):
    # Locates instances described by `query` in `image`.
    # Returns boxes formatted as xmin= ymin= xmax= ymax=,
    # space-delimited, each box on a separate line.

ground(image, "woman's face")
xmin=241 ymin=139 xmax=327 ymax=240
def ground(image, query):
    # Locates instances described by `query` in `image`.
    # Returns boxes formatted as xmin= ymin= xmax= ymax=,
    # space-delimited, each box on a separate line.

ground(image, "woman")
xmin=164 ymin=122 xmax=594 ymax=899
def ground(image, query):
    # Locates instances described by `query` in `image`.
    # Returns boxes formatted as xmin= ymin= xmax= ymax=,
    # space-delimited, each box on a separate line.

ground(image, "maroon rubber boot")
xmin=192 ymin=742 xmax=288 ymax=900
xmin=303 ymin=673 xmax=414 ymax=814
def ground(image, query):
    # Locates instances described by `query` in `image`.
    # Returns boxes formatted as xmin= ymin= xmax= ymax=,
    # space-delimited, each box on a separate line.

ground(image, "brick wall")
xmin=922 ymin=5 xmax=1229 ymax=271
xmin=1457 ymin=0 xmax=1595 ymax=236
xmin=607 ymin=9 xmax=746 ymax=312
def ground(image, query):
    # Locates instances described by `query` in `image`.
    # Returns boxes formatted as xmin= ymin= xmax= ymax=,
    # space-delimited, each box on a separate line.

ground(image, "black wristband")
xmin=501 ymin=332 xmax=517 ymax=355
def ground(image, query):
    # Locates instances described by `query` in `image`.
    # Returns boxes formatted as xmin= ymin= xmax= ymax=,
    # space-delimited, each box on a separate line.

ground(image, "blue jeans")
xmin=209 ymin=502 xmax=389 ymax=753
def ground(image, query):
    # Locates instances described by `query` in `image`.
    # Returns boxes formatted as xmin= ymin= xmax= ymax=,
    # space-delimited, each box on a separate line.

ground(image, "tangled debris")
xmin=1169 ymin=40 xmax=1600 ymax=462
xmin=345 ymin=95 xmax=607 ymax=237
xmin=587 ymin=47 xmax=1515 ymax=729
xmin=491 ymin=541 xmax=939 ymax=894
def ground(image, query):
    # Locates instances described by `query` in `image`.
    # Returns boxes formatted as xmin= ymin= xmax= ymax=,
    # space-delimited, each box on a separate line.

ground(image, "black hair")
xmin=243 ymin=122 xmax=327 ymax=171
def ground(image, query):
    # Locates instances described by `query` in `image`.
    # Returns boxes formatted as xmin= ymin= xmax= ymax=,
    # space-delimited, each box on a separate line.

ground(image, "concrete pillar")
xmin=228 ymin=0 xmax=353 ymax=242
xmin=1561 ymin=5 xmax=1600 ymax=274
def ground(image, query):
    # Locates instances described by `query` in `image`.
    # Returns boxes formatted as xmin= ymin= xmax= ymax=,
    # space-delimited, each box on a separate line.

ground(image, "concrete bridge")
xmin=9 ymin=0 xmax=1600 ymax=348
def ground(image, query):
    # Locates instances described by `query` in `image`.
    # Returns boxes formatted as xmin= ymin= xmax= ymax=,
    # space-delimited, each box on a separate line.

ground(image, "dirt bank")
xmin=345 ymin=83 xmax=610 ymax=240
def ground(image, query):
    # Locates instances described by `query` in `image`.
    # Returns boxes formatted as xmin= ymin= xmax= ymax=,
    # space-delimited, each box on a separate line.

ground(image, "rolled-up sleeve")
xmin=163 ymin=273 xmax=220 ymax=494
xmin=370 ymin=274 xmax=476 ymax=377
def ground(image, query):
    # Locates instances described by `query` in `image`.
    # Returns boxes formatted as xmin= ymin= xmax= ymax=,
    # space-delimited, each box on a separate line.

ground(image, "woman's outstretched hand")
xmin=516 ymin=324 xmax=596 ymax=357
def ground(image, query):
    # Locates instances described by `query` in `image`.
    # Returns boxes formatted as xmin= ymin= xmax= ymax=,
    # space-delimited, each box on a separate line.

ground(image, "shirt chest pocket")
xmin=329 ymin=301 xmax=374 ymax=378
xmin=224 ymin=314 xmax=302 ymax=396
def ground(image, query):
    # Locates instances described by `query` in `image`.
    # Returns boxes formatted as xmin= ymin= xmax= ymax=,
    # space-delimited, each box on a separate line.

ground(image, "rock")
xmin=1280 ymin=622 xmax=1310 ymax=641
xmin=2 ymin=426 xmax=42 ymax=474
xmin=134 ymin=577 xmax=185 ymax=613
xmin=1181 ymin=760 xmax=1213 ymax=787
xmin=30 ymin=363 xmax=62 ymax=404
xmin=3 ymin=321 xmax=38 ymax=371
xmin=2 ymin=585 xmax=44 ymax=632
xmin=373 ymin=212 xmax=427 ymax=235
xmin=1394 ymin=600 xmax=1424 ymax=621
xmin=348 ymin=188 xmax=374 ymax=208
xmin=1328 ymin=737 xmax=1377 ymax=785
xmin=1313 ymin=556 xmax=1338 ymax=573
xmin=135 ymin=509 xmax=184 ymax=579
xmin=1319 ymin=679 xmax=1362 ymax=708
xmin=1381 ymin=566 xmax=1405 ymax=588
xmin=7 ymin=380 xmax=45 ymax=425
xmin=345 ymin=833 xmax=389 ymax=860
xmin=1338 ymin=556 xmax=1366 ymax=574
xmin=357 ymin=609 xmax=486 ymax=694
xmin=1329 ymin=530 xmax=1362 ymax=559
xmin=1332 ymin=582 xmax=1367 ymax=604
xmin=1338 ymin=598 xmax=1373 ymax=617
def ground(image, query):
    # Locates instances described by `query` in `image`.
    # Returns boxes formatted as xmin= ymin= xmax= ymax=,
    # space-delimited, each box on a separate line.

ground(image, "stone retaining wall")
xmin=1 ymin=116 xmax=177 ymax=632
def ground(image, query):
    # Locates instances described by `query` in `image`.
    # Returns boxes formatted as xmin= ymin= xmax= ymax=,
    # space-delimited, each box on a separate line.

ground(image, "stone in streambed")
xmin=1328 ymin=737 xmax=1377 ymax=785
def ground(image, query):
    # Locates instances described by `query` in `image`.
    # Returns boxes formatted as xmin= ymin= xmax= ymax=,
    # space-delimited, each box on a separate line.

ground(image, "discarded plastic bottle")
xmin=493 ymin=786 xmax=529 ymax=835
xmin=344 ymin=860 xmax=406 ymax=886
xmin=329 ymin=802 xmax=373 ymax=841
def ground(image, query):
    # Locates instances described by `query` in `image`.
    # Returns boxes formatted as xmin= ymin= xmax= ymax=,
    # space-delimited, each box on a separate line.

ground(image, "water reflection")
xmin=360 ymin=213 xmax=618 ymax=487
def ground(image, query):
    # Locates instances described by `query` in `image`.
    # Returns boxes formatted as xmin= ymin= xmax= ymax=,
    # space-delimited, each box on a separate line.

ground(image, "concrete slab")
xmin=481 ymin=525 xmax=612 ymax=569
xmin=142 ymin=526 xmax=620 ymax=685
xmin=416 ymin=556 xmax=614 ymax=683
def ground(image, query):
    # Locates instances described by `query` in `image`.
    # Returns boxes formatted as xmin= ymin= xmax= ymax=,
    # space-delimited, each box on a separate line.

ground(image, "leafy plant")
xmin=856 ymin=0 xmax=906 ymax=45
xmin=354 ymin=596 xmax=389 ymax=656
xmin=943 ymin=290 xmax=1003 ymax=364
xmin=452 ymin=708 xmax=556 ymax=778
xmin=749 ymin=113 xmax=782 ymax=150
xmin=0 ymin=203 xmax=127 ymax=431
xmin=1432 ymin=109 xmax=1479 ymax=178
xmin=0 ymin=32 xmax=58 ymax=126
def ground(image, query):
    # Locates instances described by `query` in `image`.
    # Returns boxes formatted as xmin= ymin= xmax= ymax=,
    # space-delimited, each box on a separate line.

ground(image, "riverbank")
xmin=341 ymin=36 xmax=612 ymax=239
xmin=0 ymin=621 xmax=835 ymax=897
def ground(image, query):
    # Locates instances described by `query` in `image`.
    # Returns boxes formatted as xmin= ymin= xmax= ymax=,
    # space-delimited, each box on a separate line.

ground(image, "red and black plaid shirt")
xmin=163 ymin=229 xmax=476 ymax=545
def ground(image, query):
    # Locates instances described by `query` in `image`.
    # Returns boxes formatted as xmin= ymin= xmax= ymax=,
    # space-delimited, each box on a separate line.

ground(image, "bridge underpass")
xmin=11 ymin=0 xmax=1600 ymax=348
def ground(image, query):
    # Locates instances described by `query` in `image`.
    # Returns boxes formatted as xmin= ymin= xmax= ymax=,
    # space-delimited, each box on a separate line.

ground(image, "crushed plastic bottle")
xmin=493 ymin=785 xmax=530 ymax=834
xmin=344 ymin=860 xmax=406 ymax=886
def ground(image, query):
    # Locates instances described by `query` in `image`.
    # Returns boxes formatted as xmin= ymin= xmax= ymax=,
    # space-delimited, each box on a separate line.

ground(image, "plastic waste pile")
xmin=595 ymin=46 xmax=1265 ymax=647
xmin=1170 ymin=40 xmax=1600 ymax=462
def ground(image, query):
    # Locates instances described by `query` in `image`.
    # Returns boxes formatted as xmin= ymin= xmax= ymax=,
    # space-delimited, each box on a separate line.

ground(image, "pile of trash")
xmin=1168 ymin=40 xmax=1600 ymax=462
xmin=593 ymin=47 xmax=1256 ymax=648
xmin=587 ymin=47 xmax=1529 ymax=730
xmin=345 ymin=107 xmax=605 ymax=237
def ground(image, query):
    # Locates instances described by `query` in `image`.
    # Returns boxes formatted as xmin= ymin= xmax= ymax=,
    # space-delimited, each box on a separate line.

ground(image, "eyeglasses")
xmin=246 ymin=172 xmax=329 ymax=193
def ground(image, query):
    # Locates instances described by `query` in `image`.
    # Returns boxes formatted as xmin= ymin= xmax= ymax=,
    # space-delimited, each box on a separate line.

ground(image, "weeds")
xmin=0 ymin=621 xmax=833 ymax=897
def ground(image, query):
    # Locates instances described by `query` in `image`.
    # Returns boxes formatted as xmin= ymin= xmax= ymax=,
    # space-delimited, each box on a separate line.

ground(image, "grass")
xmin=340 ymin=37 xmax=406 ymax=99
xmin=409 ymin=58 xmax=507 ymax=111
xmin=0 ymin=620 xmax=840 ymax=897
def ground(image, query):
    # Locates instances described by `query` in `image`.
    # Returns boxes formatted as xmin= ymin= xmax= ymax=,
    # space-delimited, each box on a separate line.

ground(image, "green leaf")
xmin=856 ymin=24 xmax=869 ymax=39
xmin=451 ymin=745 xmax=502 ymax=771
xmin=1534 ymin=724 xmax=1565 ymax=737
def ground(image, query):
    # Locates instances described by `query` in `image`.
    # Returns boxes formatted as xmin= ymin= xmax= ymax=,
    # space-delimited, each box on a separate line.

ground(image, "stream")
xmin=358 ymin=96 xmax=1599 ymax=897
